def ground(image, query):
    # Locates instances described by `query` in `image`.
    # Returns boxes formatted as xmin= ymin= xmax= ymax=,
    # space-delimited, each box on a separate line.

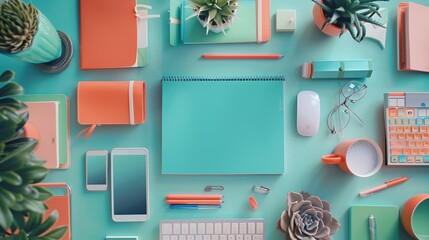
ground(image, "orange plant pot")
xmin=312 ymin=2 xmax=343 ymax=37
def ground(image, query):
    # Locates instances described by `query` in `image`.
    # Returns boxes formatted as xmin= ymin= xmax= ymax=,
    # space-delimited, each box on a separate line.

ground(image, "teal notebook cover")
xmin=180 ymin=0 xmax=257 ymax=44
xmin=349 ymin=205 xmax=399 ymax=240
xmin=162 ymin=76 xmax=285 ymax=175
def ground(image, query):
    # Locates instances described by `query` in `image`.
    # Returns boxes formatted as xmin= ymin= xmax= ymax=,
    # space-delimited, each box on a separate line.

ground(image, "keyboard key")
xmin=172 ymin=236 xmax=178 ymax=240
xmin=417 ymin=141 xmax=424 ymax=147
xmin=174 ymin=223 xmax=181 ymax=234
xmin=163 ymin=223 xmax=173 ymax=235
xmin=180 ymin=236 xmax=187 ymax=240
xmin=424 ymin=156 xmax=429 ymax=163
xmin=190 ymin=223 xmax=197 ymax=234
xmin=391 ymin=149 xmax=402 ymax=154
xmin=228 ymin=236 xmax=235 ymax=240
xmin=389 ymin=99 xmax=398 ymax=107
xmin=195 ymin=236 xmax=202 ymax=240
xmin=390 ymin=155 xmax=398 ymax=163
xmin=390 ymin=133 xmax=398 ymax=139
xmin=414 ymin=133 xmax=422 ymax=139
xmin=419 ymin=109 xmax=427 ymax=116
xmin=403 ymin=148 xmax=411 ymax=155
xmin=406 ymin=133 xmax=413 ymax=139
xmin=248 ymin=223 xmax=255 ymax=234
xmin=239 ymin=223 xmax=247 ymax=234
xmin=222 ymin=223 xmax=231 ymax=234
xmin=198 ymin=223 xmax=205 ymax=234
xmin=411 ymin=148 xmax=419 ymax=154
xmin=420 ymin=126 xmax=427 ymax=132
xmin=416 ymin=156 xmax=423 ymax=163
xmin=408 ymin=140 xmax=416 ymax=147
xmin=423 ymin=133 xmax=429 ymax=139
xmin=256 ymin=223 xmax=264 ymax=234
xmin=398 ymin=133 xmax=406 ymax=139
xmin=398 ymin=99 xmax=405 ymax=106
xmin=412 ymin=126 xmax=419 ymax=132
xmin=188 ymin=237 xmax=195 ymax=240
xmin=206 ymin=223 xmax=213 ymax=234
xmin=182 ymin=223 xmax=189 ymax=235
xmin=398 ymin=108 xmax=406 ymax=117
xmin=407 ymin=156 xmax=415 ymax=162
xmin=389 ymin=108 xmax=398 ymax=117
xmin=404 ymin=126 xmax=411 ymax=132
xmin=399 ymin=155 xmax=407 ymax=163
xmin=419 ymin=148 xmax=426 ymax=155
xmin=406 ymin=109 xmax=414 ymax=117
xmin=389 ymin=118 xmax=395 ymax=125
xmin=215 ymin=223 xmax=222 ymax=234
xmin=212 ymin=236 xmax=218 ymax=240
xmin=236 ymin=235 xmax=243 ymax=240
xmin=244 ymin=235 xmax=252 ymax=240
xmin=220 ymin=236 xmax=227 ymax=240
xmin=397 ymin=126 xmax=404 ymax=132
xmin=203 ymin=236 xmax=210 ymax=240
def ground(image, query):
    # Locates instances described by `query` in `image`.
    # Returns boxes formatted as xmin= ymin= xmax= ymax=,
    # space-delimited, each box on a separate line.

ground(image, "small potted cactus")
xmin=311 ymin=0 xmax=388 ymax=42
xmin=0 ymin=0 xmax=73 ymax=72
xmin=277 ymin=191 xmax=341 ymax=240
xmin=187 ymin=0 xmax=239 ymax=34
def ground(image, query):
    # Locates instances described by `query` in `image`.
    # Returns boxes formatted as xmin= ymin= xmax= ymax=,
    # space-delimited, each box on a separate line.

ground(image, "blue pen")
xmin=169 ymin=204 xmax=222 ymax=210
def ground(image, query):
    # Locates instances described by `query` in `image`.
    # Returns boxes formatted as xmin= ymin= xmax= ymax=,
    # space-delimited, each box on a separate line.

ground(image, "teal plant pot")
xmin=9 ymin=11 xmax=61 ymax=63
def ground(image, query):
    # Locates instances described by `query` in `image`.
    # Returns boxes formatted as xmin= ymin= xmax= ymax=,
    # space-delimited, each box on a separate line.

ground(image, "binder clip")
xmin=252 ymin=185 xmax=270 ymax=195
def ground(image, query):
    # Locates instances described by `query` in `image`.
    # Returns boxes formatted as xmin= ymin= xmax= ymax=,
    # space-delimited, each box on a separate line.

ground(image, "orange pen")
xmin=166 ymin=199 xmax=224 ymax=205
xmin=166 ymin=194 xmax=223 ymax=200
xmin=359 ymin=176 xmax=410 ymax=197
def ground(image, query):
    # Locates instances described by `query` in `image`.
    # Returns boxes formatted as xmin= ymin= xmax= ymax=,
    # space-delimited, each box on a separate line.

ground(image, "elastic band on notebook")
xmin=77 ymin=124 xmax=97 ymax=139
xmin=129 ymin=81 xmax=135 ymax=125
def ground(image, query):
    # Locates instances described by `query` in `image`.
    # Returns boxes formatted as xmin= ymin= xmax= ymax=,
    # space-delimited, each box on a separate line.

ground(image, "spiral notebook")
xmin=162 ymin=76 xmax=285 ymax=175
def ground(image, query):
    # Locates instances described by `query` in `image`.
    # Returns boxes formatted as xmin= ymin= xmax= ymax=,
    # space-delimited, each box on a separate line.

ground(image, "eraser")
xmin=276 ymin=10 xmax=296 ymax=32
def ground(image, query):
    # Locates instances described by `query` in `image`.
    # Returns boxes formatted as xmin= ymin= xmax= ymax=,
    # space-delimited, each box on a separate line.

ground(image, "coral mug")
xmin=401 ymin=194 xmax=429 ymax=239
xmin=321 ymin=138 xmax=383 ymax=177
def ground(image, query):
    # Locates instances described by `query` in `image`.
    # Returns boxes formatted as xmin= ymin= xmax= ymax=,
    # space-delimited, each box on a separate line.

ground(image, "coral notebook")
xmin=179 ymin=0 xmax=270 ymax=44
xmin=162 ymin=76 xmax=285 ymax=175
xmin=79 ymin=0 xmax=150 ymax=69
xmin=398 ymin=2 xmax=429 ymax=72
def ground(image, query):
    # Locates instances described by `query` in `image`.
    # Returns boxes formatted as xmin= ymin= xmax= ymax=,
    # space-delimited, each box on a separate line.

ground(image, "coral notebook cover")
xmin=79 ymin=0 xmax=149 ymax=69
xmin=77 ymin=81 xmax=146 ymax=138
xmin=398 ymin=2 xmax=429 ymax=72
xmin=179 ymin=0 xmax=270 ymax=44
xmin=25 ymin=102 xmax=59 ymax=169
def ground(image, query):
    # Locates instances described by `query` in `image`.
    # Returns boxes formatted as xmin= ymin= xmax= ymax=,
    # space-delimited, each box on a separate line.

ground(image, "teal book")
xmin=162 ymin=76 xmax=285 ymax=175
xmin=349 ymin=205 xmax=399 ymax=240
xmin=179 ymin=0 xmax=270 ymax=44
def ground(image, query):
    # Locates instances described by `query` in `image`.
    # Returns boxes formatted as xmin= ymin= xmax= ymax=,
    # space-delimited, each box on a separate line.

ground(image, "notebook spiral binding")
xmin=162 ymin=76 xmax=286 ymax=81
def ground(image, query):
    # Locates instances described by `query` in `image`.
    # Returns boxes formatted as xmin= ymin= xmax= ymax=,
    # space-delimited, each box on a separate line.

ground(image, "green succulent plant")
xmin=0 ymin=0 xmax=39 ymax=54
xmin=0 ymin=70 xmax=66 ymax=240
xmin=187 ymin=0 xmax=239 ymax=34
xmin=312 ymin=0 xmax=388 ymax=42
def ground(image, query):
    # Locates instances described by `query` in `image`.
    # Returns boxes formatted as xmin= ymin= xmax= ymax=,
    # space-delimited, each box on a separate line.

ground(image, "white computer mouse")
xmin=297 ymin=91 xmax=320 ymax=136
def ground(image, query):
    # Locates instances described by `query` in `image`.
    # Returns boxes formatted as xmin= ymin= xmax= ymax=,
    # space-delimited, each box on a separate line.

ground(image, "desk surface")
xmin=1 ymin=0 xmax=428 ymax=239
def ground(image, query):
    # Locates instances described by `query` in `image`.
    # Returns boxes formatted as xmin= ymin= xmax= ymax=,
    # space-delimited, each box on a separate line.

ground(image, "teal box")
xmin=312 ymin=60 xmax=373 ymax=79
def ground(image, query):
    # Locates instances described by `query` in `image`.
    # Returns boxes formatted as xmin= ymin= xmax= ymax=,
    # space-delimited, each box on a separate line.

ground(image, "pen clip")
xmin=385 ymin=176 xmax=404 ymax=184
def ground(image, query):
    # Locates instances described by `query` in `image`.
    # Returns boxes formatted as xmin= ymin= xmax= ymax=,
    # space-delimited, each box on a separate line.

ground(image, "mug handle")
xmin=321 ymin=154 xmax=343 ymax=164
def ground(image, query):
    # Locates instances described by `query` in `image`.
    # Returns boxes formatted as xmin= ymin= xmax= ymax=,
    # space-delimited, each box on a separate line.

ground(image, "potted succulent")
xmin=0 ymin=70 xmax=67 ymax=239
xmin=311 ymin=0 xmax=388 ymax=42
xmin=0 ymin=0 xmax=73 ymax=73
xmin=187 ymin=0 xmax=239 ymax=34
xmin=277 ymin=191 xmax=340 ymax=240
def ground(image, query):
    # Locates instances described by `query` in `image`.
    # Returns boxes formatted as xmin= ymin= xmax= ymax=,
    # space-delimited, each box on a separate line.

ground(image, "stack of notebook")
xmin=398 ymin=2 xmax=429 ymax=72
xmin=17 ymin=95 xmax=71 ymax=169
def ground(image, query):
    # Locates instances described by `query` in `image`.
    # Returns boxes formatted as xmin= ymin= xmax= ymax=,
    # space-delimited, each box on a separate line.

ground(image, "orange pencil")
xmin=166 ymin=194 xmax=223 ymax=200
xmin=166 ymin=199 xmax=224 ymax=205
xmin=201 ymin=54 xmax=283 ymax=59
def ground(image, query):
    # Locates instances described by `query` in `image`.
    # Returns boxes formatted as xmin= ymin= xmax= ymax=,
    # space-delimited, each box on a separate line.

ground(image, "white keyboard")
xmin=159 ymin=219 xmax=265 ymax=240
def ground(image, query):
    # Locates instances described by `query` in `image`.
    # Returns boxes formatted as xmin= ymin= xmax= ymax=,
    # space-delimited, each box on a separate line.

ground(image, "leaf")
xmin=18 ymin=198 xmax=45 ymax=214
xmin=0 ymin=171 xmax=22 ymax=186
xmin=33 ymin=186 xmax=53 ymax=202
xmin=0 ymin=97 xmax=26 ymax=111
xmin=207 ymin=8 xmax=217 ymax=24
xmin=0 ymin=201 xmax=14 ymax=230
xmin=0 ymin=70 xmax=14 ymax=82
xmin=0 ymin=187 xmax=15 ymax=207
xmin=17 ymin=165 xmax=49 ymax=183
xmin=25 ymin=211 xmax=42 ymax=233
xmin=41 ymin=226 xmax=67 ymax=239
xmin=28 ymin=211 xmax=58 ymax=237
xmin=0 ymin=153 xmax=28 ymax=172
xmin=0 ymin=82 xmax=24 ymax=98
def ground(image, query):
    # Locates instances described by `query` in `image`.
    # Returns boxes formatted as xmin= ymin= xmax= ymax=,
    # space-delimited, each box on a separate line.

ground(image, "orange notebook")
xmin=24 ymin=102 xmax=59 ymax=169
xmin=79 ymin=0 xmax=151 ymax=69
xmin=77 ymin=81 xmax=146 ymax=138
xmin=398 ymin=2 xmax=429 ymax=72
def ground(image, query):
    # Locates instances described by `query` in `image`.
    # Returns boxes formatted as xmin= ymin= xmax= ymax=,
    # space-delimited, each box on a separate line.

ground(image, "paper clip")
xmin=204 ymin=186 xmax=224 ymax=192
xmin=252 ymin=185 xmax=270 ymax=194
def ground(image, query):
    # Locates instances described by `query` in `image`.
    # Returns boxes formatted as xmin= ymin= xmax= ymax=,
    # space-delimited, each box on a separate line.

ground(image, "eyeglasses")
xmin=327 ymin=81 xmax=367 ymax=134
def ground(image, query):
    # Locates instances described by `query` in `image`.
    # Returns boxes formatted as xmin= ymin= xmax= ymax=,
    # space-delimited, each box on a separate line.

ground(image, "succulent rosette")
xmin=277 ymin=191 xmax=340 ymax=240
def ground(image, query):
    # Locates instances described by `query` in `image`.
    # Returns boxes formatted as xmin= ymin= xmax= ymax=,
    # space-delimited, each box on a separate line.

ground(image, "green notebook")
xmin=349 ymin=205 xmax=399 ymax=240
xmin=179 ymin=0 xmax=270 ymax=44
xmin=162 ymin=76 xmax=285 ymax=175
xmin=16 ymin=94 xmax=71 ymax=169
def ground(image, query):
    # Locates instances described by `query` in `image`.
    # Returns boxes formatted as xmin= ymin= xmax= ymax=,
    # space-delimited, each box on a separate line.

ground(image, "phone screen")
xmin=87 ymin=155 xmax=107 ymax=186
xmin=113 ymin=154 xmax=147 ymax=215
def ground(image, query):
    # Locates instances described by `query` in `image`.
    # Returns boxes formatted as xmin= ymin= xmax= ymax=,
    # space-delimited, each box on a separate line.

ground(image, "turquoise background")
xmin=1 ymin=0 xmax=429 ymax=239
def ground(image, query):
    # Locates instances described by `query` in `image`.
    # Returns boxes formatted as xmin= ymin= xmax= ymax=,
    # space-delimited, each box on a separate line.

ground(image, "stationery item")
xmin=79 ymin=0 xmax=157 ymax=69
xmin=169 ymin=204 xmax=222 ymax=210
xmin=252 ymin=185 xmax=270 ymax=195
xmin=363 ymin=8 xmax=388 ymax=49
xmin=162 ymin=76 xmax=285 ymax=175
xmin=17 ymin=94 xmax=71 ymax=169
xmin=160 ymin=219 xmax=265 ymax=239
xmin=359 ymin=176 xmax=409 ymax=197
xmin=297 ymin=90 xmax=320 ymax=136
xmin=202 ymin=54 xmax=283 ymax=59
xmin=23 ymin=101 xmax=59 ymax=169
xmin=398 ymin=2 xmax=429 ymax=72
xmin=204 ymin=186 xmax=224 ymax=192
xmin=34 ymin=183 xmax=71 ymax=240
xmin=77 ymin=81 xmax=146 ymax=138
xmin=321 ymin=138 xmax=383 ymax=177
xmin=369 ymin=214 xmax=376 ymax=240
xmin=178 ymin=0 xmax=270 ymax=44
xmin=401 ymin=194 xmax=429 ymax=239
xmin=249 ymin=196 xmax=258 ymax=209
xmin=166 ymin=194 xmax=223 ymax=200
xmin=349 ymin=205 xmax=398 ymax=240
xmin=302 ymin=60 xmax=373 ymax=79
xmin=166 ymin=199 xmax=223 ymax=205
xmin=384 ymin=92 xmax=429 ymax=165
xmin=276 ymin=10 xmax=296 ymax=32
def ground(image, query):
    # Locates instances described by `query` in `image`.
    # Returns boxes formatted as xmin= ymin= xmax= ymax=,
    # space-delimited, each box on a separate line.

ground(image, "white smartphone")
xmin=86 ymin=150 xmax=108 ymax=191
xmin=111 ymin=148 xmax=149 ymax=222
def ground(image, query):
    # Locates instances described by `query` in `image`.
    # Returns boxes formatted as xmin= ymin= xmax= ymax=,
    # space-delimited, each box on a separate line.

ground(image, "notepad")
xmin=349 ymin=205 xmax=399 ymax=240
xmin=79 ymin=0 xmax=151 ymax=69
xmin=25 ymin=102 xmax=59 ymax=169
xmin=162 ymin=76 xmax=285 ymax=175
xmin=178 ymin=0 xmax=270 ymax=44
xmin=398 ymin=2 xmax=429 ymax=72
